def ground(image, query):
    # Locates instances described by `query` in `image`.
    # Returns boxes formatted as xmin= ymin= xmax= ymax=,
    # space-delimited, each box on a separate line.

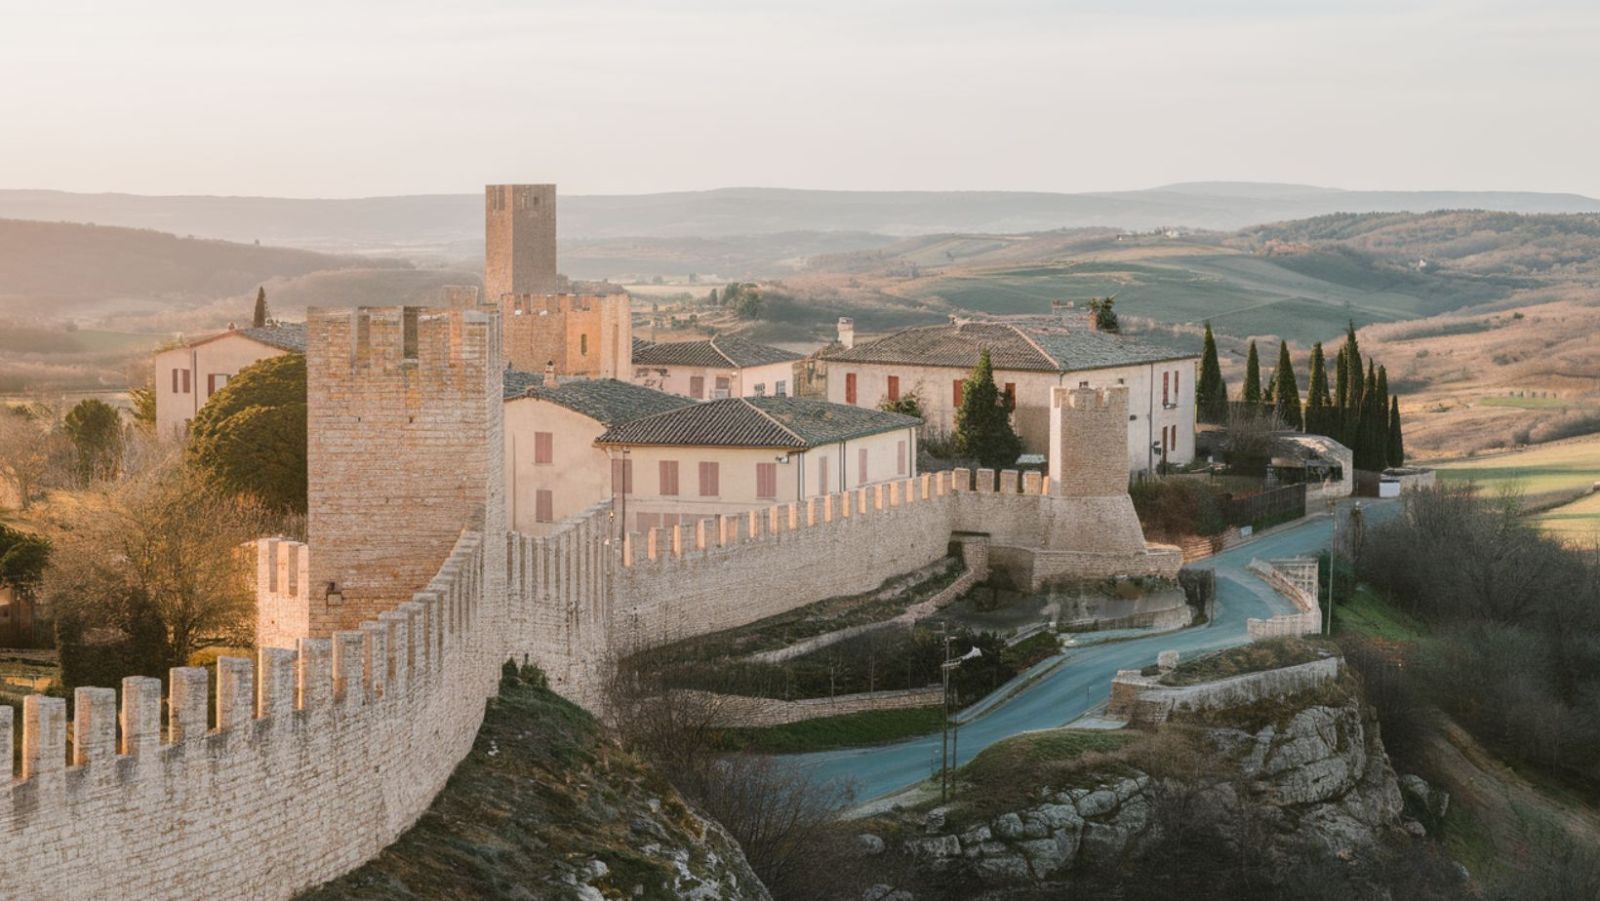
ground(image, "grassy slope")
xmin=1435 ymin=437 xmax=1600 ymax=543
xmin=301 ymin=670 xmax=762 ymax=901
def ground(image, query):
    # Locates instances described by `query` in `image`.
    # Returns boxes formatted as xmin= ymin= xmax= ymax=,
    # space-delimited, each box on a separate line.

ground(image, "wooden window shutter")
xmin=534 ymin=432 xmax=553 ymax=465
xmin=535 ymin=489 xmax=553 ymax=523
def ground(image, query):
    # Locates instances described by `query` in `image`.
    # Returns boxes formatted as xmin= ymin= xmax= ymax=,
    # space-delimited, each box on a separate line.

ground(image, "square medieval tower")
xmin=485 ymin=184 xmax=559 ymax=301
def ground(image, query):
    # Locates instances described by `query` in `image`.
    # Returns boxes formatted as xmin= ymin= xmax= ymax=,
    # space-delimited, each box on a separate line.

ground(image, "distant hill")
xmin=1 ymin=183 xmax=1595 ymax=256
xmin=0 ymin=218 xmax=404 ymax=310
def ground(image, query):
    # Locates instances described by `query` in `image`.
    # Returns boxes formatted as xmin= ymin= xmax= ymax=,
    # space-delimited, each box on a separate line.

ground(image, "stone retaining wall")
xmin=1109 ymin=655 xmax=1341 ymax=724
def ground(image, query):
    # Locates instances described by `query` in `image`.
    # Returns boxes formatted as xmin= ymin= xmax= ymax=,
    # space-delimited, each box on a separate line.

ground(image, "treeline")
xmin=1197 ymin=321 xmax=1405 ymax=471
xmin=1356 ymin=483 xmax=1600 ymax=786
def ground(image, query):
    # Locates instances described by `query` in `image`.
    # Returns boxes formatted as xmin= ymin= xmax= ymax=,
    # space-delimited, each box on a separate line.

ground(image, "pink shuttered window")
xmin=887 ymin=375 xmax=900 ymax=402
xmin=698 ymin=461 xmax=720 ymax=497
xmin=690 ymin=376 xmax=705 ymax=399
xmin=534 ymin=431 xmax=553 ymax=465
xmin=535 ymin=489 xmax=553 ymax=523
xmin=952 ymin=380 xmax=964 ymax=407
xmin=1163 ymin=371 xmax=1170 ymax=406
xmin=858 ymin=448 xmax=869 ymax=486
xmin=845 ymin=373 xmax=857 ymax=405
xmin=659 ymin=460 xmax=680 ymax=496
xmin=181 ymin=369 xmax=191 ymax=394
xmin=756 ymin=462 xmax=778 ymax=499
xmin=611 ymin=458 xmax=633 ymax=495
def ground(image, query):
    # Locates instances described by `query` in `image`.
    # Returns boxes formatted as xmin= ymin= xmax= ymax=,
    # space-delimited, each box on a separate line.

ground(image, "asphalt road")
xmin=784 ymin=499 xmax=1393 ymax=802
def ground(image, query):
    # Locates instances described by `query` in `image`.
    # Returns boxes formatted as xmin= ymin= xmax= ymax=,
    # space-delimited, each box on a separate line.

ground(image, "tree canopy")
xmin=252 ymin=286 xmax=270 ymax=328
xmin=63 ymin=397 xmax=123 ymax=483
xmin=954 ymin=349 xmax=1022 ymax=469
xmin=1270 ymin=340 xmax=1302 ymax=430
xmin=1196 ymin=322 xmax=1227 ymax=423
xmin=186 ymin=353 xmax=307 ymax=514
xmin=1087 ymin=296 xmax=1120 ymax=333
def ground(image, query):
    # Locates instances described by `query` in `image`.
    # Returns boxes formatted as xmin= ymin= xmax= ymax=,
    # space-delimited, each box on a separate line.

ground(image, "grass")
xmin=1478 ymin=395 xmax=1574 ymax=410
xmin=716 ymin=705 xmax=946 ymax=754
xmin=1436 ymin=435 xmax=1600 ymax=497
xmin=948 ymin=728 xmax=1140 ymax=824
xmin=1532 ymin=491 xmax=1600 ymax=546
xmin=1332 ymin=586 xmax=1426 ymax=643
xmin=1158 ymin=637 xmax=1333 ymax=686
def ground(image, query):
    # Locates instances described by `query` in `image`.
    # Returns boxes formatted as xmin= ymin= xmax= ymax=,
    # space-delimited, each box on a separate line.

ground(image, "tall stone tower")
xmin=1050 ymin=383 xmax=1132 ymax=497
xmin=485 ymin=184 xmax=559 ymax=302
xmin=301 ymin=305 xmax=505 ymax=636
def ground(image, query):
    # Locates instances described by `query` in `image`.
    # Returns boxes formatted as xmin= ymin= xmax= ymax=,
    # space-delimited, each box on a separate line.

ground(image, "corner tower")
xmin=485 ymin=184 xmax=559 ymax=301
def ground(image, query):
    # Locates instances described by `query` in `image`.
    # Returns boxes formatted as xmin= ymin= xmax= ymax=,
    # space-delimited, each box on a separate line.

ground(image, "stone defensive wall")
xmin=1246 ymin=557 xmax=1322 ymax=639
xmin=0 ymin=532 xmax=495 ymax=899
xmin=506 ymin=464 xmax=1181 ymax=701
xmin=1109 ymin=655 xmax=1341 ymax=725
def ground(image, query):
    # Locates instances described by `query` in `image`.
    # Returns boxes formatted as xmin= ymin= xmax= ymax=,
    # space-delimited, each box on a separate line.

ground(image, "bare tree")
xmin=0 ymin=404 xmax=67 ymax=510
xmin=40 ymin=454 xmax=268 ymax=673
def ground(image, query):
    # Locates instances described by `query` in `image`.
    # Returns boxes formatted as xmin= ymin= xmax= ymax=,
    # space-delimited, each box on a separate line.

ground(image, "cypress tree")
xmin=1242 ymin=341 xmax=1262 ymax=408
xmin=252 ymin=286 xmax=269 ymax=328
xmin=1334 ymin=345 xmax=1349 ymax=415
xmin=954 ymin=349 xmax=1023 ymax=469
xmin=1353 ymin=361 xmax=1384 ymax=471
xmin=1387 ymin=396 xmax=1405 ymax=467
xmin=1372 ymin=365 xmax=1391 ymax=468
xmin=1196 ymin=322 xmax=1227 ymax=423
xmin=1305 ymin=342 xmax=1331 ymax=436
xmin=1271 ymin=341 xmax=1302 ymax=430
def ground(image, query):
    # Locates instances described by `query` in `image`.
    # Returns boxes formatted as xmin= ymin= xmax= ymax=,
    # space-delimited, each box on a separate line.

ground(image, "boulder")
xmin=1076 ymin=788 xmax=1119 ymax=817
xmin=855 ymin=833 xmax=886 ymax=856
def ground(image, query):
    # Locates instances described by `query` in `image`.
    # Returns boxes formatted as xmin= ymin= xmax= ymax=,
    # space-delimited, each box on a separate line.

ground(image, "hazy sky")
xmin=2 ymin=0 xmax=1597 ymax=198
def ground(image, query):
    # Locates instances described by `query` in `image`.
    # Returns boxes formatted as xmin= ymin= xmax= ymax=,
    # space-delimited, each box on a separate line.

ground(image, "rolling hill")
xmin=1 ymin=183 xmax=1595 ymax=255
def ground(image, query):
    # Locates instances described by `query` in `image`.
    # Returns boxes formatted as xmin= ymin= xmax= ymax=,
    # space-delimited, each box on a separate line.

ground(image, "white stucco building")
xmin=820 ymin=319 xmax=1198 ymax=473
xmin=631 ymin=335 xmax=801 ymax=400
xmin=153 ymin=323 xmax=305 ymax=440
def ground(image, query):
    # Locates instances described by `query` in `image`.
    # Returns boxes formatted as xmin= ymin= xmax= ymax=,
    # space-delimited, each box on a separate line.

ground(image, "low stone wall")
xmin=679 ymin=686 xmax=944 ymax=728
xmin=1109 ymin=656 xmax=1341 ymax=724
xmin=1178 ymin=526 xmax=1242 ymax=563
xmin=0 ymin=532 xmax=498 ymax=900
xmin=1246 ymin=557 xmax=1322 ymax=639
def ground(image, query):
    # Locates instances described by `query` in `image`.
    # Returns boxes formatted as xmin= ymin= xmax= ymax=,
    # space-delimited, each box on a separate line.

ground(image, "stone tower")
xmin=1050 ymin=383 xmax=1132 ymax=497
xmin=485 ymin=184 xmax=559 ymax=301
xmin=300 ymin=305 xmax=505 ymax=636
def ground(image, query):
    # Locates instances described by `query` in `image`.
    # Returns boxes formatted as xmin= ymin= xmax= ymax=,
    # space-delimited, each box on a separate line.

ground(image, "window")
xmin=897 ymin=440 xmax=907 ymax=475
xmin=754 ymin=383 xmax=766 ymax=397
xmin=535 ymin=489 xmax=554 ymax=523
xmin=611 ymin=458 xmax=633 ymax=495
xmin=580 ymin=334 xmax=589 ymax=356
xmin=858 ymin=448 xmax=869 ymax=485
xmin=182 ymin=369 xmax=191 ymax=394
xmin=818 ymin=456 xmax=829 ymax=494
xmin=1163 ymin=372 xmax=1170 ymax=407
xmin=887 ymin=376 xmax=900 ymax=402
xmin=698 ymin=461 xmax=720 ymax=497
xmin=756 ymin=462 xmax=778 ymax=499
xmin=775 ymin=380 xmax=787 ymax=397
xmin=952 ymin=379 xmax=964 ymax=407
xmin=659 ymin=460 xmax=680 ymax=496
xmin=206 ymin=373 xmax=230 ymax=398
xmin=1173 ymin=370 xmax=1180 ymax=400
xmin=845 ymin=373 xmax=857 ymax=405
xmin=533 ymin=431 xmax=553 ymax=465
xmin=714 ymin=377 xmax=731 ymax=399
xmin=172 ymin=368 xmax=192 ymax=394
xmin=1003 ymin=382 xmax=1016 ymax=411
xmin=690 ymin=376 xmax=705 ymax=399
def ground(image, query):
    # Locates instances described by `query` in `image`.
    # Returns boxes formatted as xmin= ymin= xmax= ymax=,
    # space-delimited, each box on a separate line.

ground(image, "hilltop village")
xmin=12 ymin=183 xmax=1508 ymax=901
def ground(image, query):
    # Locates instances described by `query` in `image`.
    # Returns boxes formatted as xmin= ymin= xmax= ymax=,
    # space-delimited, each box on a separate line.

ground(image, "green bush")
xmin=186 ymin=354 xmax=307 ymax=514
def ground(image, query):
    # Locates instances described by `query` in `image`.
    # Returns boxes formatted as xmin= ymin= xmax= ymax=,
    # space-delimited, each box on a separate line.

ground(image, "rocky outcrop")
xmin=894 ymin=688 xmax=1413 ymax=892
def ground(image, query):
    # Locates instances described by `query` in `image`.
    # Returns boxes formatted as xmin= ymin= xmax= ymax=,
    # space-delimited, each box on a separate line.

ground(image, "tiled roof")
xmin=820 ymin=322 xmax=1193 ymax=372
xmin=520 ymin=378 xmax=694 ymax=426
xmin=186 ymin=322 xmax=307 ymax=354
xmin=596 ymin=396 xmax=919 ymax=450
xmin=632 ymin=335 xmax=802 ymax=369
xmin=502 ymin=369 xmax=545 ymax=399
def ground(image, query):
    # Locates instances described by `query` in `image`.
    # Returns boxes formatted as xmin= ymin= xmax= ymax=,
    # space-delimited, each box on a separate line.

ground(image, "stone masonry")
xmin=485 ymin=184 xmax=559 ymax=300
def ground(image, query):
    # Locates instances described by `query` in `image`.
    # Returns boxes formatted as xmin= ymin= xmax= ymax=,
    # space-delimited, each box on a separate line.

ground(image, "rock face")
xmin=902 ymin=692 xmax=1408 ymax=890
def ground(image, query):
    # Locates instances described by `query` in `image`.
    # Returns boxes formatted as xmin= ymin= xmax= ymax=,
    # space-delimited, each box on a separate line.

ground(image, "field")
xmin=1436 ymin=436 xmax=1600 ymax=544
xmin=1532 ymin=492 xmax=1600 ymax=546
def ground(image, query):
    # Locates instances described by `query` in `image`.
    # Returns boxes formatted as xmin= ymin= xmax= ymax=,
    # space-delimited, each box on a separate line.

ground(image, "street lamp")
xmin=940 ymin=638 xmax=982 ymax=802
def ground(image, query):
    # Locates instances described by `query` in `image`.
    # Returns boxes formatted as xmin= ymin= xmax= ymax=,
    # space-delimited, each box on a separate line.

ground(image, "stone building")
xmin=594 ymin=395 xmax=920 ymax=532
xmin=631 ymin=334 xmax=801 ymax=400
xmin=152 ymin=323 xmax=304 ymax=439
xmin=819 ymin=318 xmax=1198 ymax=472
xmin=485 ymin=184 xmax=559 ymax=299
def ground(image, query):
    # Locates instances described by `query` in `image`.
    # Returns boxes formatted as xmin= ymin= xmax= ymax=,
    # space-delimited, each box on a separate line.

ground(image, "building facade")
xmin=631 ymin=335 xmax=801 ymax=400
xmin=153 ymin=324 xmax=305 ymax=440
xmin=820 ymin=320 xmax=1197 ymax=472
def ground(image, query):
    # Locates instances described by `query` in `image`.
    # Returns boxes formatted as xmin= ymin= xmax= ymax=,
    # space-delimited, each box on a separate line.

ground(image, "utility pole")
xmin=938 ymin=623 xmax=951 ymax=802
xmin=1325 ymin=493 xmax=1337 ymax=636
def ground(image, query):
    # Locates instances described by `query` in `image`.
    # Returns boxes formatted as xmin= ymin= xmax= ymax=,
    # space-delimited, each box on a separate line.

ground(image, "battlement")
xmin=502 ymin=293 xmax=624 ymax=316
xmin=257 ymin=538 xmax=311 ymax=651
xmin=0 ymin=532 xmax=494 ymax=899
xmin=1060 ymin=383 xmax=1128 ymax=414
xmin=308 ymin=305 xmax=495 ymax=376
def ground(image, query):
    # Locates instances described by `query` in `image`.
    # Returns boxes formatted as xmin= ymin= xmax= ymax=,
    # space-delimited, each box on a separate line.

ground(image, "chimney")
xmin=544 ymin=360 xmax=557 ymax=387
xmin=1051 ymin=299 xmax=1071 ymax=324
xmin=837 ymin=317 xmax=855 ymax=349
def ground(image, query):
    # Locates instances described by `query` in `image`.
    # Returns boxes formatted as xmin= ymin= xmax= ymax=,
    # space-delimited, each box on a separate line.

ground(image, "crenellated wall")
xmin=0 ymin=533 xmax=496 ymax=900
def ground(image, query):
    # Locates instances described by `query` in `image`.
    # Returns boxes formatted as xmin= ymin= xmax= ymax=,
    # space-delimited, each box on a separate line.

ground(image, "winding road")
xmin=785 ymin=498 xmax=1394 ymax=802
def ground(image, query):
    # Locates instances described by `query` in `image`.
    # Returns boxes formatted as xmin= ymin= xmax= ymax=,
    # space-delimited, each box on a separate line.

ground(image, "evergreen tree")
xmin=1387 ymin=396 xmax=1405 ymax=467
xmin=1305 ymin=342 xmax=1331 ymax=436
xmin=1196 ymin=322 xmax=1228 ymax=423
xmin=252 ymin=287 xmax=269 ymax=328
xmin=1372 ymin=365 xmax=1391 ymax=468
xmin=1241 ymin=341 xmax=1262 ymax=408
xmin=1334 ymin=345 xmax=1349 ymax=415
xmin=1087 ymin=297 xmax=1120 ymax=333
xmin=1271 ymin=341 xmax=1302 ymax=430
xmin=1353 ymin=361 xmax=1386 ymax=471
xmin=63 ymin=398 xmax=124 ymax=483
xmin=953 ymin=349 xmax=1023 ymax=469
